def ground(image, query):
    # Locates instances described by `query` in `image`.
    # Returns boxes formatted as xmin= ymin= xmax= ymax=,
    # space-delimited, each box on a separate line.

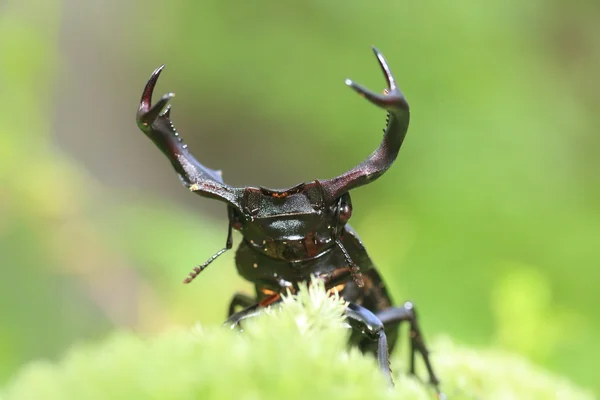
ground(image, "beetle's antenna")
xmin=183 ymin=247 xmax=229 ymax=284
xmin=183 ymin=209 xmax=235 ymax=284
xmin=335 ymin=239 xmax=364 ymax=288
xmin=331 ymin=196 xmax=363 ymax=287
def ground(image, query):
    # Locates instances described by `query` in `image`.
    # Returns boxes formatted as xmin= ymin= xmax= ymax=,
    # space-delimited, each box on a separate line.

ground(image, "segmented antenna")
xmin=335 ymin=239 xmax=364 ymax=288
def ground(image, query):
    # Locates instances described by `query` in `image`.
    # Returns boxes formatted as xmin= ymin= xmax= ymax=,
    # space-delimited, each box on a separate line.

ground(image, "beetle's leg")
xmin=223 ymin=303 xmax=263 ymax=330
xmin=376 ymin=302 xmax=443 ymax=396
xmin=345 ymin=302 xmax=393 ymax=386
xmin=227 ymin=292 xmax=256 ymax=317
xmin=223 ymin=293 xmax=281 ymax=329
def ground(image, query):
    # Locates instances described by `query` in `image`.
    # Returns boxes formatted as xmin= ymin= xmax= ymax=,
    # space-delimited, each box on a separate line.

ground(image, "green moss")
xmin=3 ymin=280 xmax=594 ymax=400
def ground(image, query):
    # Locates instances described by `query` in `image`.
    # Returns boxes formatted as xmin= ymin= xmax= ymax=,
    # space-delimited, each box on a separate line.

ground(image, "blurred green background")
xmin=1 ymin=0 xmax=599 ymax=395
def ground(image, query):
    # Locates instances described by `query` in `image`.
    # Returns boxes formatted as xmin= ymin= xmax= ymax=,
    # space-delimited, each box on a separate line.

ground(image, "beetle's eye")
xmin=231 ymin=210 xmax=245 ymax=230
xmin=338 ymin=203 xmax=352 ymax=224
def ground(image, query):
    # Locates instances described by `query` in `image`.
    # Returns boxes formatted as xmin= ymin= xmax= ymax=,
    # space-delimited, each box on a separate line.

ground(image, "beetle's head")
xmin=225 ymin=182 xmax=353 ymax=261
xmin=230 ymin=182 xmax=351 ymax=230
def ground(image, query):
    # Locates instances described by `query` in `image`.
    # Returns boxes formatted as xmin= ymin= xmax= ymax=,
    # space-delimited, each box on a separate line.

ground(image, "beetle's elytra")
xmin=136 ymin=47 xmax=442 ymax=394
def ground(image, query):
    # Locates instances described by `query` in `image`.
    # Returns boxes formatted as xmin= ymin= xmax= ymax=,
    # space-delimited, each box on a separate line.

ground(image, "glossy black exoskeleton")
xmin=136 ymin=47 xmax=441 ymax=393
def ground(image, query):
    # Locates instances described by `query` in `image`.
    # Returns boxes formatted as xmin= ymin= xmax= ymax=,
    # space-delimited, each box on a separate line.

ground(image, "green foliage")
xmin=3 ymin=283 xmax=594 ymax=400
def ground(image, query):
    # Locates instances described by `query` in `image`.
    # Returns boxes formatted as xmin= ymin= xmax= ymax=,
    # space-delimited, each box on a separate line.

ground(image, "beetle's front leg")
xmin=224 ymin=293 xmax=282 ymax=329
xmin=224 ymin=303 xmax=263 ymax=330
xmin=227 ymin=292 xmax=256 ymax=317
xmin=376 ymin=302 xmax=444 ymax=397
xmin=345 ymin=302 xmax=394 ymax=386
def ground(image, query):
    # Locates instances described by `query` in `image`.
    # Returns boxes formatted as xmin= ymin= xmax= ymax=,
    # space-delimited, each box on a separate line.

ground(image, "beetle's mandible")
xmin=136 ymin=47 xmax=442 ymax=394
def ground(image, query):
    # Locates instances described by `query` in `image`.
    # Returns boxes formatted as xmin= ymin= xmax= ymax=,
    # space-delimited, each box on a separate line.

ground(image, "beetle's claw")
xmin=136 ymin=65 xmax=174 ymax=129
xmin=345 ymin=47 xmax=408 ymax=111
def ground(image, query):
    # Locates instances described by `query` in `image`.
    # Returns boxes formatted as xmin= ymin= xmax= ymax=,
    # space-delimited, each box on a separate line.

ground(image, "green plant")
xmin=2 ymin=280 xmax=595 ymax=400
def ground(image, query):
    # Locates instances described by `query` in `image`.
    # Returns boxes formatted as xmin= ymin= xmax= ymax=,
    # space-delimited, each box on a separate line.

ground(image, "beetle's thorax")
xmin=231 ymin=181 xmax=352 ymax=262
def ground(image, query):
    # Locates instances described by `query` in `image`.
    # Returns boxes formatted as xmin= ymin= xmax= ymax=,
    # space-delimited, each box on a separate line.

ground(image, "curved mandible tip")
xmin=320 ymin=47 xmax=410 ymax=201
xmin=372 ymin=46 xmax=397 ymax=91
xmin=137 ymin=65 xmax=176 ymax=128
xmin=140 ymin=65 xmax=165 ymax=110
xmin=135 ymin=65 xmax=243 ymax=210
xmin=344 ymin=48 xmax=407 ymax=112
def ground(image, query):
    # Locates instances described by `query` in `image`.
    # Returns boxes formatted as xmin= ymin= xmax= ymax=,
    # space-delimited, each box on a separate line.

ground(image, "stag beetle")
xmin=136 ymin=47 xmax=441 ymax=393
